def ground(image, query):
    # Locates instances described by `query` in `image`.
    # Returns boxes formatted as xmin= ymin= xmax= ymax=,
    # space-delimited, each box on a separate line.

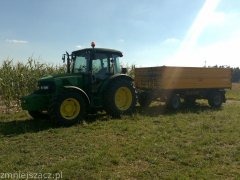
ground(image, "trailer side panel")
xmin=135 ymin=66 xmax=232 ymax=90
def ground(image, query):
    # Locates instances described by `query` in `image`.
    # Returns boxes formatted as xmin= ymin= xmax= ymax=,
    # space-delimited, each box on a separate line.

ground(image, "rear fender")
xmin=99 ymin=74 xmax=133 ymax=93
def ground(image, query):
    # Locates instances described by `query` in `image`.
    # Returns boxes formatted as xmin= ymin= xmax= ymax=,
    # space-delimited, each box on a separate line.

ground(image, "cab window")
xmin=92 ymin=53 xmax=109 ymax=78
xmin=73 ymin=55 xmax=88 ymax=73
xmin=113 ymin=55 xmax=121 ymax=74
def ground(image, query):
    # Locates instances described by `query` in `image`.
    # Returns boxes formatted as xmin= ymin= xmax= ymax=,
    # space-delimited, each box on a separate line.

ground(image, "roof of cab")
xmin=72 ymin=48 xmax=123 ymax=57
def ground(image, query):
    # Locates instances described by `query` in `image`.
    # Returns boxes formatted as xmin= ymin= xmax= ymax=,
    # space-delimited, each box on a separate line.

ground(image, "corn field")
xmin=0 ymin=58 xmax=64 ymax=112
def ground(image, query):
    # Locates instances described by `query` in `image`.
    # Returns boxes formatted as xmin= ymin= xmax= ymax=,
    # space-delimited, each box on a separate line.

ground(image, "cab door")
xmin=90 ymin=52 xmax=112 ymax=93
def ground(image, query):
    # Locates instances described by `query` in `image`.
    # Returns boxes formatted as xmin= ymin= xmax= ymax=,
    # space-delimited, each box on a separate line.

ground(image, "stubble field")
xmin=0 ymin=84 xmax=239 ymax=179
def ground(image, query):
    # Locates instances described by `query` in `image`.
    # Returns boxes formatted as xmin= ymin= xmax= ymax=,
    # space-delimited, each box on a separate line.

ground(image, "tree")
xmin=232 ymin=67 xmax=240 ymax=82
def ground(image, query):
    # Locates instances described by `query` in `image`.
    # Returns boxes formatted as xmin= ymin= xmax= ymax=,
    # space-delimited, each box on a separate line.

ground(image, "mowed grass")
xmin=0 ymin=85 xmax=240 ymax=179
xmin=226 ymin=83 xmax=240 ymax=101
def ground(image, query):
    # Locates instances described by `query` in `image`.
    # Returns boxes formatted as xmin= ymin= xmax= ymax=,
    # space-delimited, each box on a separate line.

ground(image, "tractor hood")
xmin=39 ymin=73 xmax=84 ymax=82
xmin=37 ymin=73 xmax=87 ymax=93
xmin=40 ymin=73 xmax=78 ymax=80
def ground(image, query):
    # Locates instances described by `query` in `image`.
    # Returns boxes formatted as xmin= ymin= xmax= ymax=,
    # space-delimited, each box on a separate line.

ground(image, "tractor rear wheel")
xmin=49 ymin=92 xmax=86 ymax=126
xmin=104 ymin=80 xmax=137 ymax=117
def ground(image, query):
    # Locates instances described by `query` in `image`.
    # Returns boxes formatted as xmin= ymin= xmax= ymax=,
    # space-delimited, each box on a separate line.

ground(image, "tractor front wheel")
xmin=49 ymin=92 xmax=86 ymax=126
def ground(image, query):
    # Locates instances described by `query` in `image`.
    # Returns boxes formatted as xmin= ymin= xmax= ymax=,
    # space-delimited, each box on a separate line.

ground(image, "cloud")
xmin=164 ymin=30 xmax=240 ymax=68
xmin=208 ymin=12 xmax=226 ymax=25
xmin=162 ymin=38 xmax=180 ymax=45
xmin=118 ymin=39 xmax=125 ymax=43
xmin=164 ymin=2 xmax=240 ymax=68
xmin=177 ymin=0 xmax=221 ymax=52
xmin=6 ymin=39 xmax=29 ymax=44
xmin=75 ymin=45 xmax=83 ymax=49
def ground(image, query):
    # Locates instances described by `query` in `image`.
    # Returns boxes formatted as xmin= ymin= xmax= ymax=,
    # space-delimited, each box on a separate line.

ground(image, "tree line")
xmin=231 ymin=67 xmax=240 ymax=82
xmin=209 ymin=65 xmax=240 ymax=83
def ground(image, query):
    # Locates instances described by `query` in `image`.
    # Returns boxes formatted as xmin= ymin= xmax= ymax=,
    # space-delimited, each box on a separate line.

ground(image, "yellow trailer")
xmin=135 ymin=66 xmax=232 ymax=109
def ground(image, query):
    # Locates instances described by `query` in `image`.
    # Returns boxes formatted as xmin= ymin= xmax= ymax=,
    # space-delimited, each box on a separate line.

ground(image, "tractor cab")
xmin=62 ymin=42 xmax=125 ymax=80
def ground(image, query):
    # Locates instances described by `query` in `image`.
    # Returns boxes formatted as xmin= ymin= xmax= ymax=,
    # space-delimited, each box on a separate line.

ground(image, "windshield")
xmin=72 ymin=53 xmax=89 ymax=73
xmin=71 ymin=51 xmax=121 ymax=74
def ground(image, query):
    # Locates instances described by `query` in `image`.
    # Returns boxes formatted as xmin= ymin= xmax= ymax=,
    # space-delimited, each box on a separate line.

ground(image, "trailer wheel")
xmin=104 ymin=80 xmax=137 ymax=117
xmin=167 ymin=94 xmax=181 ymax=110
xmin=49 ymin=92 xmax=86 ymax=126
xmin=184 ymin=96 xmax=196 ymax=106
xmin=208 ymin=91 xmax=223 ymax=108
xmin=138 ymin=92 xmax=152 ymax=107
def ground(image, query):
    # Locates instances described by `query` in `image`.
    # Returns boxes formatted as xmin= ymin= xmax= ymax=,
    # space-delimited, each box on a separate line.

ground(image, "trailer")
xmin=135 ymin=66 xmax=232 ymax=109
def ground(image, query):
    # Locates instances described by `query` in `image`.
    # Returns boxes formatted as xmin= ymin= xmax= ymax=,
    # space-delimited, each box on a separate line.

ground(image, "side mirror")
xmin=121 ymin=68 xmax=127 ymax=74
xmin=62 ymin=54 xmax=66 ymax=63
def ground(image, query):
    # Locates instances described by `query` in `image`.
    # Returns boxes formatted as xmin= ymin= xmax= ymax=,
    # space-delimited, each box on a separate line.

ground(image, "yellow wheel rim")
xmin=60 ymin=98 xmax=80 ymax=120
xmin=115 ymin=87 xmax=133 ymax=111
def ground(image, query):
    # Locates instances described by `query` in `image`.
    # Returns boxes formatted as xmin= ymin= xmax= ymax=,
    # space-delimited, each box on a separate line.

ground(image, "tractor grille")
xmin=36 ymin=81 xmax=56 ymax=94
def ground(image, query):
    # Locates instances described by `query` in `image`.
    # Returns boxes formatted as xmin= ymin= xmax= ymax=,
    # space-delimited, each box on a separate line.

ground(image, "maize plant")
xmin=0 ymin=58 xmax=64 ymax=112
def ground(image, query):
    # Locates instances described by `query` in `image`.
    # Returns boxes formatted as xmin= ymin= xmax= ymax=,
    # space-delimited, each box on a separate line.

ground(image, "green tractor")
xmin=21 ymin=42 xmax=137 ymax=126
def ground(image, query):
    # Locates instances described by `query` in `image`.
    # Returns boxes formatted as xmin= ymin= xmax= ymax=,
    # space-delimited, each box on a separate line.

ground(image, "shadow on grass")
xmin=0 ymin=103 xmax=221 ymax=136
xmin=136 ymin=102 xmax=221 ymax=117
xmin=0 ymin=118 xmax=56 ymax=137
xmin=0 ymin=113 xmax=109 ymax=137
xmin=86 ymin=113 xmax=110 ymax=123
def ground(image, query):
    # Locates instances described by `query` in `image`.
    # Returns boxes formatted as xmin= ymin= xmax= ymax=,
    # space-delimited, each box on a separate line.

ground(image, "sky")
xmin=0 ymin=0 xmax=240 ymax=67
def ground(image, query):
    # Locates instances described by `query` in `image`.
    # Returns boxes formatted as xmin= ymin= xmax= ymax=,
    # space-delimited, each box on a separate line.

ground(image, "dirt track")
xmin=226 ymin=99 xmax=240 ymax=104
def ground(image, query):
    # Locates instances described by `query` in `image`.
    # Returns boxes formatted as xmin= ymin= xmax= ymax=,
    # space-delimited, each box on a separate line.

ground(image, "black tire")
xmin=49 ymin=92 xmax=87 ymax=126
xmin=138 ymin=92 xmax=152 ymax=108
xmin=28 ymin=111 xmax=49 ymax=119
xmin=184 ymin=96 xmax=196 ymax=106
xmin=104 ymin=80 xmax=137 ymax=117
xmin=167 ymin=94 xmax=181 ymax=110
xmin=208 ymin=91 xmax=223 ymax=108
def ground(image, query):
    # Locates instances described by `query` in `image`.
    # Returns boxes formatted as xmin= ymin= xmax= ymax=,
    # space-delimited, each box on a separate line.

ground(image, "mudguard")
xmin=99 ymin=74 xmax=133 ymax=93
xmin=64 ymin=86 xmax=90 ymax=105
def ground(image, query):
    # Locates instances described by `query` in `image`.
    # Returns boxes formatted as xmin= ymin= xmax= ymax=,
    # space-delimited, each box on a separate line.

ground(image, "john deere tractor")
xmin=21 ymin=42 xmax=137 ymax=126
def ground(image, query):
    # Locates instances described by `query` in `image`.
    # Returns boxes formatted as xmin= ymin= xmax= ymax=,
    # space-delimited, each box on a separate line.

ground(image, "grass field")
xmin=0 ymin=84 xmax=239 ymax=179
xmin=226 ymin=83 xmax=240 ymax=101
